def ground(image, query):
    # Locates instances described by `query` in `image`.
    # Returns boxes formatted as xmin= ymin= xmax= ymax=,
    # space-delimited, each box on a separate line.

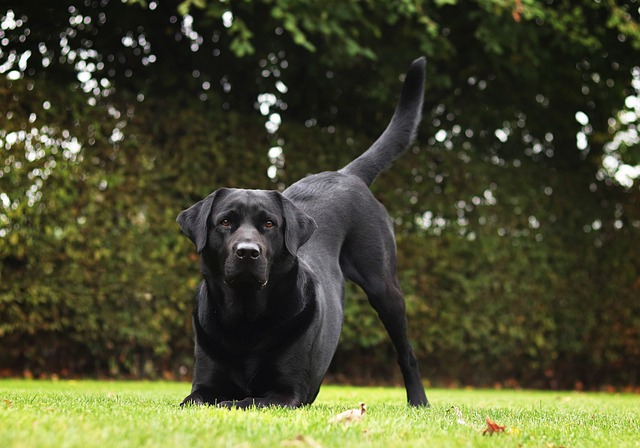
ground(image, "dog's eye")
xmin=220 ymin=219 xmax=231 ymax=227
xmin=264 ymin=220 xmax=274 ymax=229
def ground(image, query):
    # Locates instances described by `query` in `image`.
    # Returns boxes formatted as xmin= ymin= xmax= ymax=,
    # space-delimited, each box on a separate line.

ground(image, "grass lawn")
xmin=1 ymin=380 xmax=638 ymax=447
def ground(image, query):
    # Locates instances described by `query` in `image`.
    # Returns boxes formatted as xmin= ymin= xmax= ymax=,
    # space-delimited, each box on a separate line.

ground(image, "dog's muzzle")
xmin=223 ymin=242 xmax=269 ymax=289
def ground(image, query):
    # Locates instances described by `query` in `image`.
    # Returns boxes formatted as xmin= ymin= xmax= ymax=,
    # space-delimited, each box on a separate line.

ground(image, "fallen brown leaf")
xmin=482 ymin=417 xmax=506 ymax=436
xmin=329 ymin=402 xmax=366 ymax=424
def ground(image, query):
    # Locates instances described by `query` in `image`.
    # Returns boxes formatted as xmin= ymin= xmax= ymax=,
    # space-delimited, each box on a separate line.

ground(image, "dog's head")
xmin=177 ymin=188 xmax=317 ymax=290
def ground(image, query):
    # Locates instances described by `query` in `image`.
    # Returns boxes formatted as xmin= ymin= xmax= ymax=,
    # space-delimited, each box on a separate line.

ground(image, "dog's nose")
xmin=235 ymin=242 xmax=261 ymax=260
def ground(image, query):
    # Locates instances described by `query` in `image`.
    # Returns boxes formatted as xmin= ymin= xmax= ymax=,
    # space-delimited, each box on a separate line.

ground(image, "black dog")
xmin=177 ymin=57 xmax=429 ymax=408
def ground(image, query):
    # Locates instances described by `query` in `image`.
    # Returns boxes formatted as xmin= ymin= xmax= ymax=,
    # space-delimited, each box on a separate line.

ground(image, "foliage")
xmin=1 ymin=0 xmax=640 ymax=388
xmin=2 ymin=380 xmax=640 ymax=447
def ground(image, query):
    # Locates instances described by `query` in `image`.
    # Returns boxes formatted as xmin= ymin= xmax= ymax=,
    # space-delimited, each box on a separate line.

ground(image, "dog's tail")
xmin=339 ymin=57 xmax=426 ymax=187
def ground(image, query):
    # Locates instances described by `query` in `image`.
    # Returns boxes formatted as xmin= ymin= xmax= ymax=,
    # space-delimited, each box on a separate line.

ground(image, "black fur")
xmin=177 ymin=57 xmax=429 ymax=408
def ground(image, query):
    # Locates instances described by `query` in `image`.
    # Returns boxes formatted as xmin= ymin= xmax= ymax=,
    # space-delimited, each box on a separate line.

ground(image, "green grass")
xmin=1 ymin=380 xmax=638 ymax=447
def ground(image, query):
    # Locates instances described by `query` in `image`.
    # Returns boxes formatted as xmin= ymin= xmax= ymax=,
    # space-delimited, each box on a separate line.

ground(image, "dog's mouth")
xmin=223 ymin=271 xmax=268 ymax=290
xmin=223 ymin=249 xmax=270 ymax=291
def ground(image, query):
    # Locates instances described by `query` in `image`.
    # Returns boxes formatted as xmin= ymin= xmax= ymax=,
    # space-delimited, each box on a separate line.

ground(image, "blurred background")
xmin=1 ymin=0 xmax=639 ymax=390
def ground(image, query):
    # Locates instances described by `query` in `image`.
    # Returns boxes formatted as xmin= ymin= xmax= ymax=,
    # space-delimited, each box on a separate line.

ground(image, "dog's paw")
xmin=408 ymin=396 xmax=430 ymax=407
xmin=216 ymin=400 xmax=235 ymax=409
xmin=217 ymin=398 xmax=262 ymax=409
xmin=180 ymin=394 xmax=205 ymax=407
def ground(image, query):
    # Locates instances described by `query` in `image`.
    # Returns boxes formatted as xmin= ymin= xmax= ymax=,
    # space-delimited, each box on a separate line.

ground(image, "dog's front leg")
xmin=182 ymin=341 xmax=243 ymax=406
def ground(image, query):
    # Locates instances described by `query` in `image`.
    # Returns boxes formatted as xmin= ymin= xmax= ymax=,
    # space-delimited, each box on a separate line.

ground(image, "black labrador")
xmin=177 ymin=57 xmax=429 ymax=408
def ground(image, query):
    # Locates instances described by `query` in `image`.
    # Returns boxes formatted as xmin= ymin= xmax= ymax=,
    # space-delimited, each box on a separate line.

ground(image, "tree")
xmin=1 ymin=0 xmax=639 ymax=387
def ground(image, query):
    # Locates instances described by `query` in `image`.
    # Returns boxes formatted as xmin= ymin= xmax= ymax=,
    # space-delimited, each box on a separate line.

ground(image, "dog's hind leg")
xmin=365 ymin=277 xmax=429 ymax=407
xmin=340 ymin=233 xmax=429 ymax=407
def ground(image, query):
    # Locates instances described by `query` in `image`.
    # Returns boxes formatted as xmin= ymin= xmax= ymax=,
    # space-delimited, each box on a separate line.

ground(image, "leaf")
xmin=482 ymin=417 xmax=506 ymax=436
xmin=512 ymin=0 xmax=523 ymax=23
xmin=328 ymin=402 xmax=366 ymax=424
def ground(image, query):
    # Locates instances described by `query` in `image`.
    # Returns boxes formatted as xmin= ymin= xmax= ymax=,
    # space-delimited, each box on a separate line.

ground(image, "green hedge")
xmin=2 ymin=77 xmax=639 ymax=388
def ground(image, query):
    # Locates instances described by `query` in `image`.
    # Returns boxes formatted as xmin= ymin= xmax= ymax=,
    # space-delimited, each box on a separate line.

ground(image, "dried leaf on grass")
xmin=482 ymin=417 xmax=506 ymax=436
xmin=328 ymin=402 xmax=366 ymax=424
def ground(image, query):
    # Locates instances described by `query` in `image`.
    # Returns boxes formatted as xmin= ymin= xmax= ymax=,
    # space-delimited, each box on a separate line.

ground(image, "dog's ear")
xmin=277 ymin=193 xmax=317 ymax=256
xmin=177 ymin=189 xmax=226 ymax=253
